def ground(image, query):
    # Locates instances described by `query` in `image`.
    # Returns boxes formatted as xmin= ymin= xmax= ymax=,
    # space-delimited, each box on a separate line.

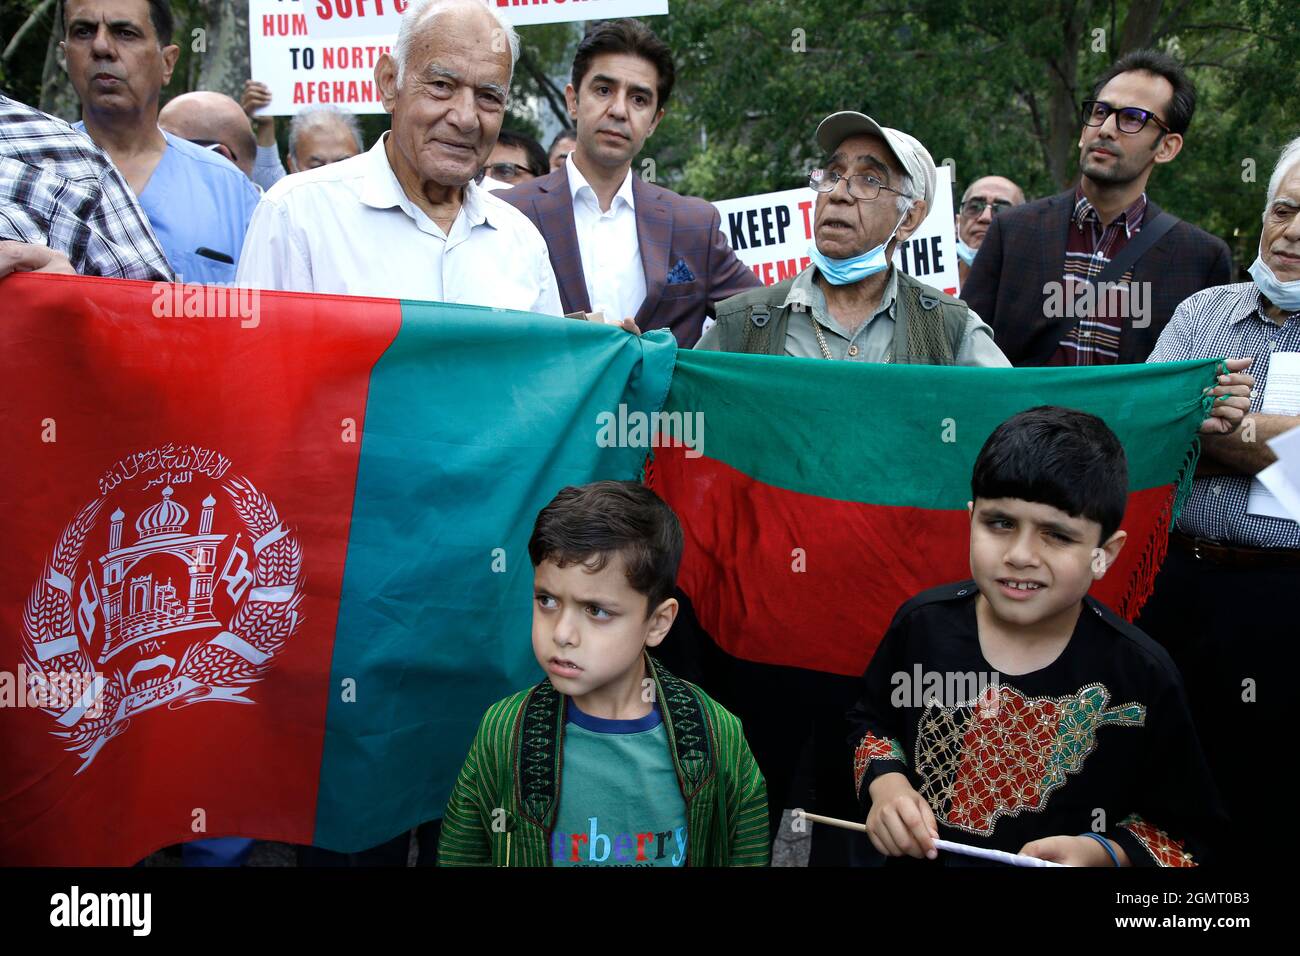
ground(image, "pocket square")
xmin=666 ymin=259 xmax=696 ymax=285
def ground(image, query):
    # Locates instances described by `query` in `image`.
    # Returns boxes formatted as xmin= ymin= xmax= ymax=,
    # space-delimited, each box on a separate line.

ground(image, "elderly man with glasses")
xmin=954 ymin=176 xmax=1025 ymax=287
xmin=1134 ymin=136 xmax=1300 ymax=864
xmin=962 ymin=49 xmax=1232 ymax=367
xmin=692 ymin=110 xmax=1007 ymax=867
xmin=698 ymin=110 xmax=1009 ymax=367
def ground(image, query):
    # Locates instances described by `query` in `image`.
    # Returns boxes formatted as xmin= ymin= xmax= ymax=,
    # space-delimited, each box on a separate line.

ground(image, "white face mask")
xmin=808 ymin=207 xmax=911 ymax=285
xmin=1248 ymin=249 xmax=1300 ymax=312
xmin=955 ymin=236 xmax=978 ymax=266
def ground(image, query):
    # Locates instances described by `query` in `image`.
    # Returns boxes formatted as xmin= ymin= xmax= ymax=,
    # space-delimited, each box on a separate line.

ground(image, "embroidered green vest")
xmin=437 ymin=655 xmax=769 ymax=867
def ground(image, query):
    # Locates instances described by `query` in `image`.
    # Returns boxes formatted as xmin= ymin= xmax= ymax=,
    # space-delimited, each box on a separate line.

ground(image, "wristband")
xmin=1079 ymin=831 xmax=1121 ymax=867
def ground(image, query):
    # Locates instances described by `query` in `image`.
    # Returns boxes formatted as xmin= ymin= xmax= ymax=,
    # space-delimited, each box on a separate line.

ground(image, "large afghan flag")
xmin=0 ymin=274 xmax=1216 ymax=865
xmin=646 ymin=349 xmax=1212 ymax=679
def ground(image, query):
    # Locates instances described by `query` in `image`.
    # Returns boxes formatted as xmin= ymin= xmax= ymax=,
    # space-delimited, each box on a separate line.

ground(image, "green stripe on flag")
xmin=314 ymin=306 xmax=676 ymax=851
xmin=661 ymin=352 xmax=1220 ymax=507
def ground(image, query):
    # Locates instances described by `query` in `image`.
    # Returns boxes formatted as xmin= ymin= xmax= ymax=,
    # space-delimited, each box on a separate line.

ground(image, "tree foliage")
xmin=645 ymin=0 xmax=1300 ymax=265
xmin=3 ymin=0 xmax=1295 ymax=263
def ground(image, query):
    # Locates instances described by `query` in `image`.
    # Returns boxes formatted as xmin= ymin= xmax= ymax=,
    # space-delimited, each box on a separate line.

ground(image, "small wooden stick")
xmin=796 ymin=810 xmax=866 ymax=832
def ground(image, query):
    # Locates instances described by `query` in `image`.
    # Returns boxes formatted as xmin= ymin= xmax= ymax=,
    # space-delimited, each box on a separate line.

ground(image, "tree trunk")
xmin=2 ymin=0 xmax=56 ymax=66
xmin=1118 ymin=0 xmax=1164 ymax=54
xmin=1044 ymin=0 xmax=1092 ymax=189
xmin=39 ymin=9 xmax=79 ymax=120
xmin=194 ymin=0 xmax=250 ymax=100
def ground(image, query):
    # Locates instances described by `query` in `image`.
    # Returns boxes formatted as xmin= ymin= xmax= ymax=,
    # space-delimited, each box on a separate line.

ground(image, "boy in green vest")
xmin=438 ymin=480 xmax=769 ymax=866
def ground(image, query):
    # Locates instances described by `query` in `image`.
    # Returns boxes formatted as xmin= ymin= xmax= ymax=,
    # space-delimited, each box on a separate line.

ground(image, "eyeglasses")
xmin=809 ymin=168 xmax=911 ymax=202
xmin=960 ymin=198 xmax=1014 ymax=218
xmin=484 ymin=162 xmax=536 ymax=182
xmin=1080 ymin=100 xmax=1170 ymax=135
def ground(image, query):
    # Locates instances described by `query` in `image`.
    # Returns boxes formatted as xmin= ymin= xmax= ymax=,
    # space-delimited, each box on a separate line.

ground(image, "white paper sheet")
xmin=1255 ymin=425 xmax=1300 ymax=522
xmin=1247 ymin=352 xmax=1300 ymax=520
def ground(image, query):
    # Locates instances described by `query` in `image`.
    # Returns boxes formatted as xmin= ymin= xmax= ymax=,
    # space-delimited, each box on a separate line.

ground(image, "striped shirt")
xmin=1050 ymin=189 xmax=1148 ymax=366
xmin=0 ymin=93 xmax=172 ymax=281
xmin=1147 ymin=281 xmax=1300 ymax=548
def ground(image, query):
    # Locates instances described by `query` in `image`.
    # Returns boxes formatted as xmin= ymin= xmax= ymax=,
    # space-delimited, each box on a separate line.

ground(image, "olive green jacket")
xmin=708 ymin=266 xmax=968 ymax=362
xmin=437 ymin=655 xmax=769 ymax=867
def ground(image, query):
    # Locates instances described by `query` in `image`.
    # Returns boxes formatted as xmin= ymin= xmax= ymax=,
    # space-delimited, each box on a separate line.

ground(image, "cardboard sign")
xmin=251 ymin=0 xmax=672 ymax=116
xmin=711 ymin=164 xmax=960 ymax=295
xmin=303 ymin=0 xmax=671 ymax=39
xmin=249 ymin=0 xmax=391 ymax=115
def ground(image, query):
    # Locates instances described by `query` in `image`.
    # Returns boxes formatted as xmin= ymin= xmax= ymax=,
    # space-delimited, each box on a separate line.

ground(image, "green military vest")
xmin=709 ymin=268 xmax=969 ymax=364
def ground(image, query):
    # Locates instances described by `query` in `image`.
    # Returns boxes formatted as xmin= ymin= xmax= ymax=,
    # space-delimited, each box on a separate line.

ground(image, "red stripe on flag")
xmin=0 ymin=275 xmax=400 ymax=864
xmin=649 ymin=444 xmax=1174 ymax=678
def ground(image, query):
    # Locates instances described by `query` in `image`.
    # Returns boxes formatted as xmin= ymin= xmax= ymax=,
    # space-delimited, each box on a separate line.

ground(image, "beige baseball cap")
xmin=815 ymin=111 xmax=936 ymax=209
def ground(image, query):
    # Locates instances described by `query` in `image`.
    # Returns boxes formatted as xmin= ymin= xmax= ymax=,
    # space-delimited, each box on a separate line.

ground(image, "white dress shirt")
xmin=567 ymin=159 xmax=645 ymax=321
xmin=236 ymin=134 xmax=562 ymax=316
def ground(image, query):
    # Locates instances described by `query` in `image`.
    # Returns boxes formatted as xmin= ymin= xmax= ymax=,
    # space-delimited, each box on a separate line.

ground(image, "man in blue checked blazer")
xmin=500 ymin=19 xmax=758 ymax=346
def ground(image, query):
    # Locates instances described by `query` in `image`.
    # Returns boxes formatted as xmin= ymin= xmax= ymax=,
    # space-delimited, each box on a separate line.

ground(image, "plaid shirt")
xmin=1148 ymin=281 xmax=1300 ymax=548
xmin=1050 ymin=189 xmax=1148 ymax=366
xmin=0 ymin=93 xmax=172 ymax=281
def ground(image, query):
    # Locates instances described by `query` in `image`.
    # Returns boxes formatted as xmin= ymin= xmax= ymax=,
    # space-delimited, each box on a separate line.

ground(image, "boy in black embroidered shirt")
xmin=847 ymin=406 xmax=1226 ymax=866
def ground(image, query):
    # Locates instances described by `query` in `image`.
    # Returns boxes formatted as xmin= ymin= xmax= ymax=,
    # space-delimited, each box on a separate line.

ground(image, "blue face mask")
xmin=1248 ymin=254 xmax=1300 ymax=312
xmin=808 ymin=208 xmax=911 ymax=286
xmin=956 ymin=236 xmax=978 ymax=266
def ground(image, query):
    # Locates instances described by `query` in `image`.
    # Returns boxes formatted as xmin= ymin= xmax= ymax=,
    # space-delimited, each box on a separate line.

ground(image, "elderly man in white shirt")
xmin=236 ymin=0 xmax=561 ymax=317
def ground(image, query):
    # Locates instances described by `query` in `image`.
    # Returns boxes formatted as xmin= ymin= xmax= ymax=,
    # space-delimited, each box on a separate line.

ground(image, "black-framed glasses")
xmin=483 ymin=162 xmax=536 ymax=181
xmin=1080 ymin=100 xmax=1170 ymax=135
xmin=809 ymin=168 xmax=910 ymax=202
xmin=960 ymin=198 xmax=1014 ymax=218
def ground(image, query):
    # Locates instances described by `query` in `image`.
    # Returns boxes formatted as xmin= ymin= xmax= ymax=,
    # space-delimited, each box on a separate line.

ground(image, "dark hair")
xmin=1090 ymin=48 xmax=1196 ymax=135
xmin=571 ymin=19 xmax=675 ymax=111
xmin=528 ymin=480 xmax=683 ymax=614
xmin=495 ymin=129 xmax=547 ymax=177
xmin=971 ymin=406 xmax=1128 ymax=543
xmin=548 ymin=127 xmax=577 ymax=154
xmin=61 ymin=0 xmax=175 ymax=46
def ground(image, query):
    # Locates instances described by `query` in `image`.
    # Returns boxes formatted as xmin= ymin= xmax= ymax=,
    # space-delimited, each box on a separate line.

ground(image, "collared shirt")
xmin=708 ymin=265 xmax=1008 ymax=366
xmin=253 ymin=144 xmax=287 ymax=192
xmin=568 ymin=159 xmax=645 ymax=322
xmin=1147 ymin=281 xmax=1300 ymax=548
xmin=237 ymin=135 xmax=562 ymax=316
xmin=1051 ymin=188 xmax=1149 ymax=366
xmin=88 ymin=126 xmax=262 ymax=285
xmin=0 ymin=93 xmax=171 ymax=281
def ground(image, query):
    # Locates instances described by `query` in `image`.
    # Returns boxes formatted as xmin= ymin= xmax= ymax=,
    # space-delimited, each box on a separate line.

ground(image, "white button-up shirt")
xmin=567 ymin=159 xmax=645 ymax=322
xmin=236 ymin=134 xmax=562 ymax=316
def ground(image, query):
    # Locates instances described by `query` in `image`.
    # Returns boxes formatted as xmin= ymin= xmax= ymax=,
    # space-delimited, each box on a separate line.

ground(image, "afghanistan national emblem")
xmin=21 ymin=445 xmax=304 ymax=773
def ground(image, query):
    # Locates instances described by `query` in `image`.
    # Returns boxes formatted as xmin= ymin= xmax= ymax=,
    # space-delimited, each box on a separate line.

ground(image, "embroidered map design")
xmin=915 ymin=684 xmax=1145 ymax=834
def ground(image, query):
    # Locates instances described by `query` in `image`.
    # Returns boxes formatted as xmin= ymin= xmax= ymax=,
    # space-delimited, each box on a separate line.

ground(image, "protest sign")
xmin=249 ymin=0 xmax=391 ymax=115
xmin=303 ymin=0 xmax=671 ymax=39
xmin=250 ymin=1 xmax=673 ymax=116
xmin=712 ymin=164 xmax=960 ymax=294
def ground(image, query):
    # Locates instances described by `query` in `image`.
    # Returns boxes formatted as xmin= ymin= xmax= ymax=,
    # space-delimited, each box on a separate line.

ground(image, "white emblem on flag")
xmin=218 ymin=539 xmax=255 ymax=604
xmin=21 ymin=445 xmax=305 ymax=773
